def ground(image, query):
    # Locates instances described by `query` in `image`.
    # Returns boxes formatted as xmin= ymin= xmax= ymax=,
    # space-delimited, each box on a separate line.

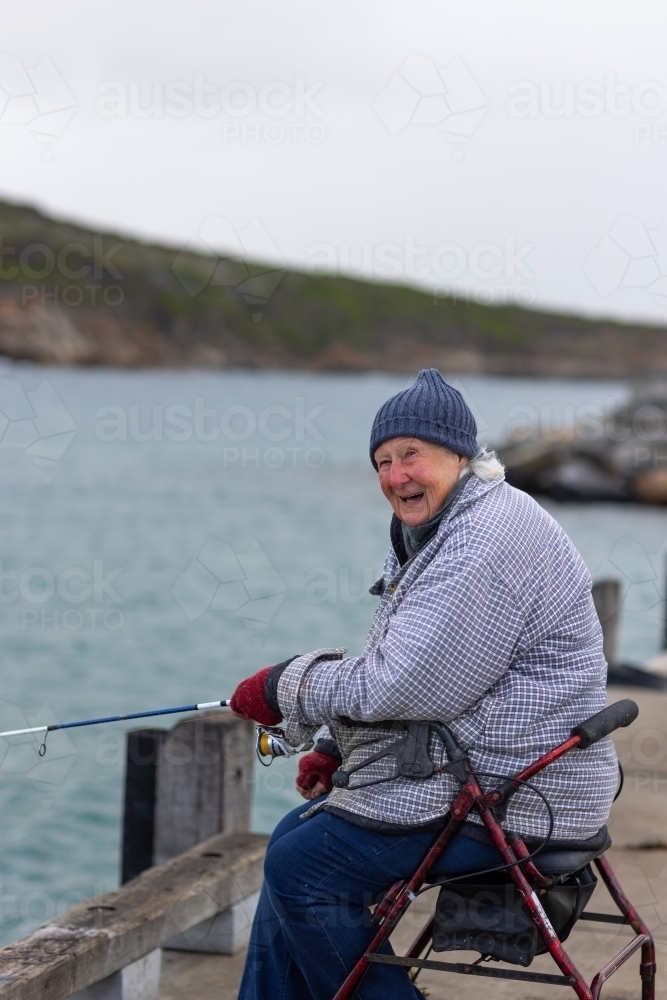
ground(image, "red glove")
xmin=296 ymin=751 xmax=340 ymax=796
xmin=230 ymin=667 xmax=282 ymax=726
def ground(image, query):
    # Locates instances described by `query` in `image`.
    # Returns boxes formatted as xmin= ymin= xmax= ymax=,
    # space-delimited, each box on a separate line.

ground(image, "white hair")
xmin=459 ymin=445 xmax=505 ymax=482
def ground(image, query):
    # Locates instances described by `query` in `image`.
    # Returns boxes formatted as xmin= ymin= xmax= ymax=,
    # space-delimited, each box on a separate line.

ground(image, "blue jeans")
xmin=238 ymin=797 xmax=502 ymax=1000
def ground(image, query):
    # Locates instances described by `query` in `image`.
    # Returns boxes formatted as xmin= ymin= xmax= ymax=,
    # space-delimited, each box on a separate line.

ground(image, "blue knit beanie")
xmin=369 ymin=369 xmax=478 ymax=468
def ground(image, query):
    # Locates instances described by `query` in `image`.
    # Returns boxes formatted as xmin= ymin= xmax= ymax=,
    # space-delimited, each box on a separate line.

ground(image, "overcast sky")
xmin=3 ymin=0 xmax=667 ymax=325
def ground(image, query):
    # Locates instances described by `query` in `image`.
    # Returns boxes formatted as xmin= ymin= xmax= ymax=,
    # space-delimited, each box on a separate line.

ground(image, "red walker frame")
xmin=332 ymin=702 xmax=656 ymax=1000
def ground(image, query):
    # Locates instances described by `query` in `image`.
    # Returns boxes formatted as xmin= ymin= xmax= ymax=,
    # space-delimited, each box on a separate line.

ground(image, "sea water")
xmin=0 ymin=363 xmax=660 ymax=945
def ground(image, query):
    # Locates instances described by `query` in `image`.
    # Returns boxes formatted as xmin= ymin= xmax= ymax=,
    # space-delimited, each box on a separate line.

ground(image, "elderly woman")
xmin=231 ymin=369 xmax=617 ymax=1000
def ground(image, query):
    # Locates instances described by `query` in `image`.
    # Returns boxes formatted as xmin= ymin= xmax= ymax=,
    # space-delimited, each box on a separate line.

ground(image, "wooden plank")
xmin=0 ymin=831 xmax=267 ymax=1000
xmin=153 ymin=716 xmax=254 ymax=865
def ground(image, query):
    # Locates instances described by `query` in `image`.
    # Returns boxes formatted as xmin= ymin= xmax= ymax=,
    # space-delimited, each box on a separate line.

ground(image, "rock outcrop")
xmin=500 ymin=385 xmax=667 ymax=503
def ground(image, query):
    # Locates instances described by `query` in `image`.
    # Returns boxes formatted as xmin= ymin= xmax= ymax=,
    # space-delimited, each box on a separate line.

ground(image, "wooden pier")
xmin=0 ymin=692 xmax=665 ymax=1000
xmin=164 ymin=687 xmax=667 ymax=1000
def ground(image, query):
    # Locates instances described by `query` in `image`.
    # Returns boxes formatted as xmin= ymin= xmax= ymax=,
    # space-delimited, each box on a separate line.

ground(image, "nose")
xmin=388 ymin=461 xmax=410 ymax=489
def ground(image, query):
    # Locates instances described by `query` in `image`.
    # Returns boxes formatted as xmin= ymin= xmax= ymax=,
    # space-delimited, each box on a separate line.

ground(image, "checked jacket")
xmin=277 ymin=473 xmax=618 ymax=841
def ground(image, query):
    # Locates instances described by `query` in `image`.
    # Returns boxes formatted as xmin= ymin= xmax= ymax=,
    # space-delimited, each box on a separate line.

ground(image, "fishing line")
xmin=1 ymin=728 xmax=138 ymax=750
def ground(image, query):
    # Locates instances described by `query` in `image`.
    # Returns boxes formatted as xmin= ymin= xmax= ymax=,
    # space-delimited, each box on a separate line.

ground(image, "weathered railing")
xmin=0 ymin=712 xmax=264 ymax=1000
xmin=0 ymin=830 xmax=267 ymax=1000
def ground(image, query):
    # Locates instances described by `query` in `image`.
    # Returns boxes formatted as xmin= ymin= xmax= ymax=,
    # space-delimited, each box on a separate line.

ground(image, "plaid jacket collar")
xmin=383 ymin=472 xmax=505 ymax=587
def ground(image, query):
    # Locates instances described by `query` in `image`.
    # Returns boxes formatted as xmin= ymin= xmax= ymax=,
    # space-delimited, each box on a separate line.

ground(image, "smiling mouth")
xmin=398 ymin=492 xmax=425 ymax=505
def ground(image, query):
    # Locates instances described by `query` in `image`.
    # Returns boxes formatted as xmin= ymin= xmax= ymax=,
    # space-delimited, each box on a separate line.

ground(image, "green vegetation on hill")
xmin=0 ymin=197 xmax=665 ymax=374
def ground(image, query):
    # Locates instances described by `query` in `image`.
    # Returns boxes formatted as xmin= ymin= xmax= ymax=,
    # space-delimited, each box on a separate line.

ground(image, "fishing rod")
xmin=0 ymin=699 xmax=232 ymax=756
xmin=0 ymin=699 xmax=308 ymax=764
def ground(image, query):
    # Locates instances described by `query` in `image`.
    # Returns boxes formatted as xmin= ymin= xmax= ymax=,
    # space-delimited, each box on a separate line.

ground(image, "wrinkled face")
xmin=374 ymin=437 xmax=468 ymax=526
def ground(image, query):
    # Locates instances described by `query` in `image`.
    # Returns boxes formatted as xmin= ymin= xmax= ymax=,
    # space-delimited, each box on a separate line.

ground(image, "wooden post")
xmin=592 ymin=578 xmax=621 ymax=666
xmin=153 ymin=714 xmax=255 ymax=866
xmin=121 ymin=729 xmax=165 ymax=884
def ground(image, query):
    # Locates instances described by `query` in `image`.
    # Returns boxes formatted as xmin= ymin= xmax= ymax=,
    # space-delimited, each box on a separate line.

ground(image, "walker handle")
xmin=571 ymin=699 xmax=638 ymax=749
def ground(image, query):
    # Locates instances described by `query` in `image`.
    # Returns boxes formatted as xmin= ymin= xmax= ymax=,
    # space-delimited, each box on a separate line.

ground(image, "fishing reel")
xmin=255 ymin=725 xmax=313 ymax=766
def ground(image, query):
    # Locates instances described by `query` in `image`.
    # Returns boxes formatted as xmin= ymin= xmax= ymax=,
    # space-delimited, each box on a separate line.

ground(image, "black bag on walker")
xmin=432 ymin=865 xmax=597 ymax=967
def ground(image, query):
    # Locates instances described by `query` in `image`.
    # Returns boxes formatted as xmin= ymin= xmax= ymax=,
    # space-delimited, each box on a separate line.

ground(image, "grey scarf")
xmin=400 ymin=476 xmax=467 ymax=561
